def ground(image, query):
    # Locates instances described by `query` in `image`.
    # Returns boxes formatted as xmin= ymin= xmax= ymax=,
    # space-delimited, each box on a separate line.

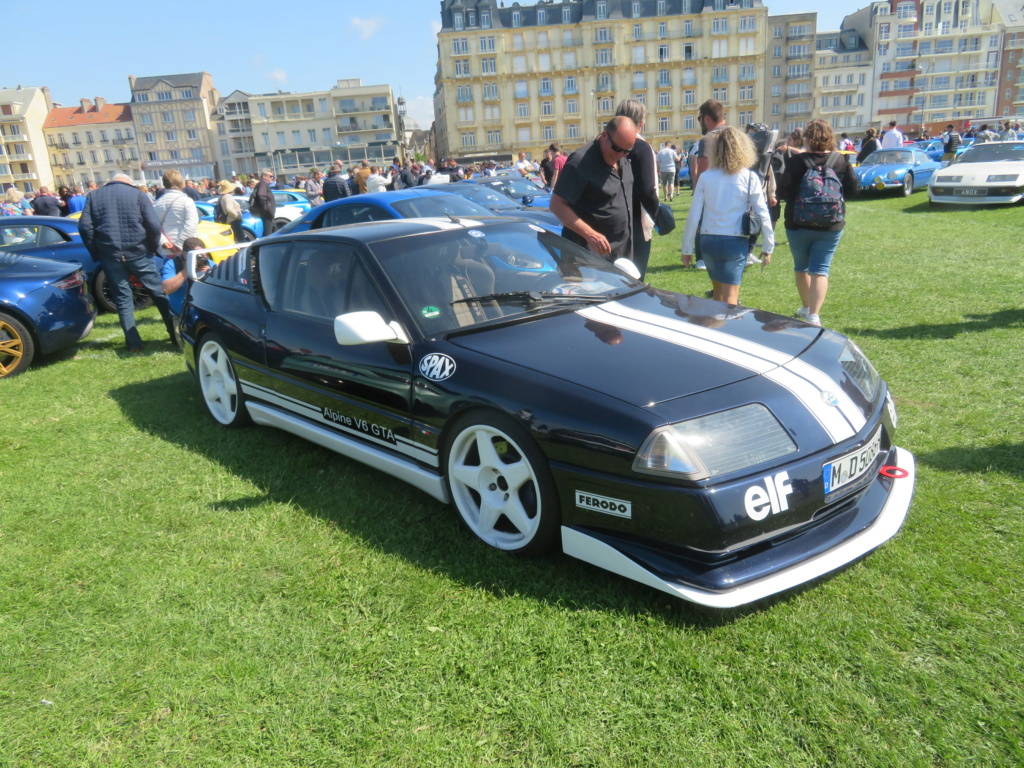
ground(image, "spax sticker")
xmin=419 ymin=353 xmax=456 ymax=381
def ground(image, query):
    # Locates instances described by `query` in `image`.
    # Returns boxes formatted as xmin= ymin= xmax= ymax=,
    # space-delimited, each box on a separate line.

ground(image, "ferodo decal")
xmin=419 ymin=353 xmax=456 ymax=381
xmin=575 ymin=491 xmax=632 ymax=519
xmin=744 ymin=471 xmax=793 ymax=521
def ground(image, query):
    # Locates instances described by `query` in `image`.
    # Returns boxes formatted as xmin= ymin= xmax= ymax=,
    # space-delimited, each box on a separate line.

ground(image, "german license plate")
xmin=955 ymin=188 xmax=986 ymax=196
xmin=822 ymin=429 xmax=883 ymax=495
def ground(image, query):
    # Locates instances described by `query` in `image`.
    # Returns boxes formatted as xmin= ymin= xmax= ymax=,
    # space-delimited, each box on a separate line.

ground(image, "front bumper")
xmin=928 ymin=187 xmax=1024 ymax=205
xmin=561 ymin=446 xmax=915 ymax=608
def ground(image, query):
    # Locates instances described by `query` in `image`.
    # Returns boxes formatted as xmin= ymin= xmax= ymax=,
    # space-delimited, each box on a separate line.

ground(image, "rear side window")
xmin=0 ymin=224 xmax=68 ymax=250
xmin=320 ymin=203 xmax=394 ymax=229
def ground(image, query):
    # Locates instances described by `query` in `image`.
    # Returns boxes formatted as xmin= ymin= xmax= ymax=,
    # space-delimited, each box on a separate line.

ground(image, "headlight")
xmin=887 ymin=171 xmax=899 ymax=180
xmin=839 ymin=340 xmax=881 ymax=401
xmin=634 ymin=404 xmax=797 ymax=480
xmin=939 ymin=175 xmax=962 ymax=183
xmin=986 ymin=174 xmax=1018 ymax=182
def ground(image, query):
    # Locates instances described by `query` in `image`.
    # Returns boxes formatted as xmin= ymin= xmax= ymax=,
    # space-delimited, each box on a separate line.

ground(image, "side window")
xmin=254 ymin=243 xmax=290 ymax=309
xmin=274 ymin=242 xmax=390 ymax=321
xmin=320 ymin=204 xmax=393 ymax=229
xmin=39 ymin=226 xmax=70 ymax=247
xmin=273 ymin=191 xmax=294 ymax=205
xmin=0 ymin=224 xmax=42 ymax=250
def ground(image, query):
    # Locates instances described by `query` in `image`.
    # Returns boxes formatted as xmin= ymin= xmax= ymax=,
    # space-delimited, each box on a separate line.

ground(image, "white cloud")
xmin=266 ymin=68 xmax=288 ymax=85
xmin=431 ymin=21 xmax=442 ymax=34
xmin=351 ymin=16 xmax=381 ymax=39
xmin=404 ymin=95 xmax=435 ymax=131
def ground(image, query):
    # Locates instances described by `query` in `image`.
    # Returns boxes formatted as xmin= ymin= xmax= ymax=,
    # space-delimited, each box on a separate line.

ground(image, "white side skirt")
xmin=246 ymin=402 xmax=450 ymax=504
xmin=561 ymin=447 xmax=916 ymax=609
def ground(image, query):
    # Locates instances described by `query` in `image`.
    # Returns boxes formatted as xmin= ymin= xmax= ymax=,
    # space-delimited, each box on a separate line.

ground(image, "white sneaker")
xmin=696 ymin=259 xmax=707 ymax=270
xmin=808 ymin=313 xmax=822 ymax=327
xmin=796 ymin=307 xmax=810 ymax=319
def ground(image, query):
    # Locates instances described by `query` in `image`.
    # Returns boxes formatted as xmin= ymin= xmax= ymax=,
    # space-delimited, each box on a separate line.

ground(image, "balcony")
xmin=0 ymin=114 xmax=24 ymax=122
xmin=786 ymin=52 xmax=812 ymax=61
xmin=5 ymin=153 xmax=32 ymax=162
xmin=785 ymin=72 xmax=813 ymax=81
xmin=787 ymin=33 xmax=813 ymax=41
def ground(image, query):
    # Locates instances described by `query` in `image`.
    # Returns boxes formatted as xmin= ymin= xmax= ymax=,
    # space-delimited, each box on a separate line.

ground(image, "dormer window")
xmin=453 ymin=12 xmax=464 ymax=30
xmin=467 ymin=10 xmax=476 ymax=25
xmin=512 ymin=10 xmax=521 ymax=26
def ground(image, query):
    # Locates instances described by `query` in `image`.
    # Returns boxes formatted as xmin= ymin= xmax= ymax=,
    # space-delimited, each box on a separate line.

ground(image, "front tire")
xmin=273 ymin=217 xmax=290 ymax=231
xmin=196 ymin=334 xmax=250 ymax=427
xmin=444 ymin=412 xmax=559 ymax=556
xmin=94 ymin=269 xmax=153 ymax=314
xmin=901 ymin=173 xmax=915 ymax=197
xmin=0 ymin=312 xmax=34 ymax=378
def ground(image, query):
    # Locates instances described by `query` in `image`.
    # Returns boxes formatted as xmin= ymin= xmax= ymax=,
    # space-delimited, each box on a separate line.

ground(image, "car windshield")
xmin=863 ymin=150 xmax=914 ymax=165
xmin=390 ymin=194 xmax=494 ymax=219
xmin=446 ymin=184 xmax=522 ymax=211
xmin=369 ymin=221 xmax=642 ymax=336
xmin=953 ymin=142 xmax=1024 ymax=164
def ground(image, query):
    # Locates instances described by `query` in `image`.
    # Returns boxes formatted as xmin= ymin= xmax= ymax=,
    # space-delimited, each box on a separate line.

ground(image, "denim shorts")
xmin=699 ymin=234 xmax=748 ymax=286
xmin=786 ymin=227 xmax=844 ymax=277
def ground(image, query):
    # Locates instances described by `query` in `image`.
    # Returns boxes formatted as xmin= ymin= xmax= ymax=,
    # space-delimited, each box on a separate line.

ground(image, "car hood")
xmin=0 ymin=252 xmax=82 ymax=279
xmin=447 ymin=289 xmax=820 ymax=408
xmin=495 ymin=208 xmax=563 ymax=231
xmin=933 ymin=162 xmax=1024 ymax=182
xmin=857 ymin=162 xmax=911 ymax=178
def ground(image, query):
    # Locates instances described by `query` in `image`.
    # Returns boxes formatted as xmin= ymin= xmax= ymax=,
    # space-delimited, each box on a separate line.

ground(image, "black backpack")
xmin=747 ymin=125 xmax=779 ymax=184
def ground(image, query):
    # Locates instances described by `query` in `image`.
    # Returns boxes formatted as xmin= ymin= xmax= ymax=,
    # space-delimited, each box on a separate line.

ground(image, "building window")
xmin=658 ymin=44 xmax=669 ymax=62
xmin=162 ymin=112 xmax=174 ymax=123
xmin=187 ymin=129 xmax=199 ymax=140
xmin=180 ymin=89 xmax=193 ymax=99
xmin=453 ymin=38 xmax=468 ymax=54
xmin=483 ymin=83 xmax=499 ymax=100
xmin=512 ymin=10 xmax=521 ymax=27
xmin=567 ymin=123 xmax=579 ymax=139
xmin=597 ymin=1 xmax=607 ymax=20
xmin=487 ymin=129 xmax=501 ymax=144
xmin=659 ymin=21 xmax=667 ymax=39
xmin=148 ymin=151 xmax=159 ymax=161
xmin=517 ymin=102 xmax=529 ymax=118
xmin=454 ymin=59 xmax=471 ymax=76
xmin=566 ymin=98 xmax=578 ymax=114
xmin=634 ymin=24 xmax=643 ymax=42
xmin=658 ymin=69 xmax=671 ymax=87
xmin=457 ymin=85 xmax=473 ymax=102
xmin=140 ymin=114 xmax=153 ymax=125
xmin=658 ymin=0 xmax=666 ymax=14
xmin=136 ymin=93 xmax=149 ymax=102
xmin=144 ymin=132 xmax=155 ymax=143
xmin=453 ymin=12 xmax=463 ymax=30
xmin=157 ymin=91 xmax=172 ymax=101
xmin=540 ymin=78 xmax=553 ymax=96
xmin=658 ymin=91 xmax=671 ymax=108
xmin=481 ymin=57 xmax=497 ymax=74
xmin=480 ymin=36 xmax=495 ymax=53
xmin=658 ymin=116 xmax=670 ymax=132
xmin=467 ymin=9 xmax=476 ymax=25
xmin=166 ymin=131 xmax=177 ymax=142
xmin=538 ymin=8 xmax=546 ymax=24
xmin=543 ymin=125 xmax=554 ymax=141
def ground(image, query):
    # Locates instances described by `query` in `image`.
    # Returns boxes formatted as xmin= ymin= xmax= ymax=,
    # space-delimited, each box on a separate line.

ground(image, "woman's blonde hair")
xmin=710 ymin=126 xmax=756 ymax=175
xmin=805 ymin=119 xmax=837 ymax=152
xmin=5 ymin=187 xmax=24 ymax=204
xmin=162 ymin=169 xmax=185 ymax=190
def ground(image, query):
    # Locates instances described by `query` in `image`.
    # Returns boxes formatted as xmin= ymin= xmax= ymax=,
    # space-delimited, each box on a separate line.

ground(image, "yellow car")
xmin=68 ymin=212 xmax=236 ymax=261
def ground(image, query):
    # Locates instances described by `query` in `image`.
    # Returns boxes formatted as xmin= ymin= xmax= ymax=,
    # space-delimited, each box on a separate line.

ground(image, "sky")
xmin=2 ymin=0 xmax=858 ymax=130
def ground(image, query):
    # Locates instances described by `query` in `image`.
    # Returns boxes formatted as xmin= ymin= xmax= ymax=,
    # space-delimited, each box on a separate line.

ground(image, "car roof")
xmin=269 ymin=215 xmax=513 ymax=246
xmin=0 ymin=215 xmax=80 ymax=231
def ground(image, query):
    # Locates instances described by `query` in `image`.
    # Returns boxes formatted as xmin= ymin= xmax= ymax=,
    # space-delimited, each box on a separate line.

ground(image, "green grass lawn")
xmin=1 ymin=191 xmax=1022 ymax=767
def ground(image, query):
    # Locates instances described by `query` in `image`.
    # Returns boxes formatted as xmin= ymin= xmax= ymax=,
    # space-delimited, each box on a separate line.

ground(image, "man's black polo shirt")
xmin=553 ymin=139 xmax=633 ymax=261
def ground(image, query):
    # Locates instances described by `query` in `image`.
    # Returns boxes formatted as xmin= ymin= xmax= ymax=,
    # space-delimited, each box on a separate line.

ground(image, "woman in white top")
xmin=681 ymin=126 xmax=774 ymax=305
xmin=153 ymin=169 xmax=198 ymax=254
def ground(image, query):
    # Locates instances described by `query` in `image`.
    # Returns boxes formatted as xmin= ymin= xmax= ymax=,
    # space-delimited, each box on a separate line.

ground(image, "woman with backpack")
xmin=680 ymin=126 xmax=774 ymax=306
xmin=777 ymin=119 xmax=859 ymax=328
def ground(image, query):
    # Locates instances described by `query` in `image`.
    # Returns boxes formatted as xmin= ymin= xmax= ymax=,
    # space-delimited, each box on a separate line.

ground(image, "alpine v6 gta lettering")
xmin=178 ymin=217 xmax=915 ymax=608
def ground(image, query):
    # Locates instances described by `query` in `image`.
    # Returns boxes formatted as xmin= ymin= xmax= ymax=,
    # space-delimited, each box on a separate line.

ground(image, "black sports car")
xmin=179 ymin=218 xmax=915 ymax=608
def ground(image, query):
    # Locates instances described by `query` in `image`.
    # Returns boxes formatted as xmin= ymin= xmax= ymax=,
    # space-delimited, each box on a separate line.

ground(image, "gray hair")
xmin=615 ymin=98 xmax=647 ymax=129
xmin=113 ymin=173 xmax=134 ymax=183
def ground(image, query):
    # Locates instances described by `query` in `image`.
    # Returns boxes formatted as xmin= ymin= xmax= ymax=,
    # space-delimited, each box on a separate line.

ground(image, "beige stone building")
xmin=212 ymin=90 xmax=257 ymax=179
xmin=434 ymin=0 xmax=770 ymax=163
xmin=814 ymin=28 xmax=873 ymax=136
xmin=248 ymin=79 xmax=405 ymax=177
xmin=0 ymin=85 xmax=54 ymax=193
xmin=43 ymin=99 xmax=140 ymax=189
xmin=128 ymin=72 xmax=220 ymax=184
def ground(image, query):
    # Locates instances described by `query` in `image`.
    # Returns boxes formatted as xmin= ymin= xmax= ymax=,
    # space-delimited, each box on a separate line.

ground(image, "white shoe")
xmin=696 ymin=259 xmax=706 ymax=270
xmin=796 ymin=307 xmax=810 ymax=319
xmin=808 ymin=313 xmax=822 ymax=327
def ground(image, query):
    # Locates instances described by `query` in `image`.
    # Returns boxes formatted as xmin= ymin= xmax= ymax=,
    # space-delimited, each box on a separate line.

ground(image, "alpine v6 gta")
xmin=179 ymin=218 xmax=915 ymax=608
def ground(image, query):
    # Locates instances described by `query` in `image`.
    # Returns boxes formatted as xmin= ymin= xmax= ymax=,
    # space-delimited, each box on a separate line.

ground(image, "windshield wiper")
xmin=451 ymin=290 xmax=609 ymax=307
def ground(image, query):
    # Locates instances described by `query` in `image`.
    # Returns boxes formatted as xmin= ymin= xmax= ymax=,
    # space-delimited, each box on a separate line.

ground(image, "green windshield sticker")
xmin=421 ymin=306 xmax=441 ymax=318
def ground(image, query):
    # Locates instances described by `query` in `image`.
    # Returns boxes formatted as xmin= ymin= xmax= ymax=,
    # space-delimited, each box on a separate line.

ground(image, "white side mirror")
xmin=334 ymin=311 xmax=409 ymax=345
xmin=614 ymin=257 xmax=642 ymax=281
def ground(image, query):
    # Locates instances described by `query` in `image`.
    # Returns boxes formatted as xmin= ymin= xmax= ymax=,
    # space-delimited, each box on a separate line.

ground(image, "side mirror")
xmin=334 ymin=311 xmax=409 ymax=345
xmin=521 ymin=195 xmax=534 ymax=206
xmin=613 ymin=258 xmax=642 ymax=281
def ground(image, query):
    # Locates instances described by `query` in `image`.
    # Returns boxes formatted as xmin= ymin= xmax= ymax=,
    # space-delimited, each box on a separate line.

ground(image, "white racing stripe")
xmin=578 ymin=302 xmax=858 ymax=443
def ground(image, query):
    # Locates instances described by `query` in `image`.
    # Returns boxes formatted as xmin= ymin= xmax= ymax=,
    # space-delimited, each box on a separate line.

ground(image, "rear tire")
xmin=196 ymin=334 xmax=250 ymax=427
xmin=273 ymin=218 xmax=290 ymax=231
xmin=94 ymin=269 xmax=153 ymax=314
xmin=0 ymin=312 xmax=33 ymax=378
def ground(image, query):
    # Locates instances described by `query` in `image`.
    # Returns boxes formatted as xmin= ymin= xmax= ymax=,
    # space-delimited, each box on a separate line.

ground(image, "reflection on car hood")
xmin=934 ymin=161 xmax=1024 ymax=181
xmin=448 ymin=289 xmax=820 ymax=407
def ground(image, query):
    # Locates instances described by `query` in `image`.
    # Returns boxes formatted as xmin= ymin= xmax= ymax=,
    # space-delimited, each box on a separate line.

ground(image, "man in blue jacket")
xmin=79 ymin=173 xmax=177 ymax=353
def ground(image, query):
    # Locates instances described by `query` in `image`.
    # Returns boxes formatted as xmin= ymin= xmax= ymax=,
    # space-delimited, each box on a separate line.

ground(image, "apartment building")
xmin=763 ymin=14 xmax=817 ymax=135
xmin=248 ymin=80 xmax=405 ymax=176
xmin=129 ymin=72 xmax=220 ymax=183
xmin=434 ymin=0 xmax=769 ymax=162
xmin=814 ymin=29 xmax=873 ymax=135
xmin=0 ymin=85 xmax=53 ymax=193
xmin=43 ymin=98 xmax=139 ymax=189
xmin=212 ymin=90 xmax=257 ymax=178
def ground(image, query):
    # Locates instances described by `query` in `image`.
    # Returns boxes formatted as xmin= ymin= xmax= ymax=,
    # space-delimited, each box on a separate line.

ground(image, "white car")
xmin=232 ymin=195 xmax=306 ymax=230
xmin=928 ymin=140 xmax=1024 ymax=206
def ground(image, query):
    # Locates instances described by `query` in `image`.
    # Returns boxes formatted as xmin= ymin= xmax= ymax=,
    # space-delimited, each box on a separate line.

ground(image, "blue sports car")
xmin=914 ymin=139 xmax=945 ymax=163
xmin=473 ymin=176 xmax=552 ymax=208
xmin=446 ymin=182 xmax=563 ymax=234
xmin=273 ymin=188 xmax=505 ymax=237
xmin=0 ymin=251 xmax=95 ymax=377
xmin=854 ymin=148 xmax=942 ymax=196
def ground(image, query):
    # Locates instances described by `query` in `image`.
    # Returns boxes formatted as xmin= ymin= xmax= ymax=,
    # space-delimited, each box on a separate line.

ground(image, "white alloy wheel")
xmin=197 ymin=336 xmax=249 ymax=427
xmin=446 ymin=417 xmax=558 ymax=555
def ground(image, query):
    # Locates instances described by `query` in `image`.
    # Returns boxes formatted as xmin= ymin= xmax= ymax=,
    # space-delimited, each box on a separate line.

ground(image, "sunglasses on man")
xmin=606 ymin=134 xmax=634 ymax=155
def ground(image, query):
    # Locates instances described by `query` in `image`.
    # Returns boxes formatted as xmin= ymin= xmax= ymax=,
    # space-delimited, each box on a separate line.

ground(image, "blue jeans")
xmin=699 ymin=234 xmax=748 ymax=286
xmin=101 ymin=254 xmax=176 ymax=349
xmin=786 ymin=228 xmax=844 ymax=277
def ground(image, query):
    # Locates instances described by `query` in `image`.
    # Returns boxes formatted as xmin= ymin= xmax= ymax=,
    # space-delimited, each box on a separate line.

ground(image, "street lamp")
xmin=396 ymin=96 xmax=407 ymax=162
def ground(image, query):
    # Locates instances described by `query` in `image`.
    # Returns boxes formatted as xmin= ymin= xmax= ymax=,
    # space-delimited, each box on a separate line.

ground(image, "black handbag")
xmin=654 ymin=202 xmax=676 ymax=235
xmin=741 ymin=174 xmax=761 ymax=237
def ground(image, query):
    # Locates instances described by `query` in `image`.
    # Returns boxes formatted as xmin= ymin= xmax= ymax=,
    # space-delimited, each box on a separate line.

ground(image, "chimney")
xmin=94 ymin=97 xmax=106 ymax=109
xmin=80 ymin=98 xmax=93 ymax=112
xmin=128 ymin=75 xmax=136 ymax=90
